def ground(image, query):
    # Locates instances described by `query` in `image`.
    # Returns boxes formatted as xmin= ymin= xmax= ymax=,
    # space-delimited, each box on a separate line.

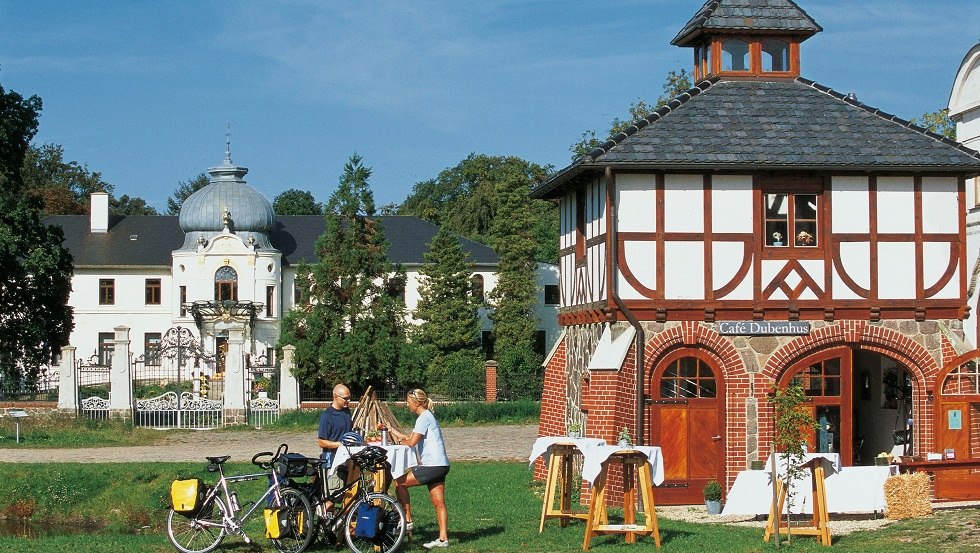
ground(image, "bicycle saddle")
xmin=206 ymin=455 xmax=231 ymax=464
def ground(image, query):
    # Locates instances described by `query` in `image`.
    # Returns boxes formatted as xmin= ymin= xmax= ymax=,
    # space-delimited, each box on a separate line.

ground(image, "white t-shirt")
xmin=413 ymin=409 xmax=450 ymax=467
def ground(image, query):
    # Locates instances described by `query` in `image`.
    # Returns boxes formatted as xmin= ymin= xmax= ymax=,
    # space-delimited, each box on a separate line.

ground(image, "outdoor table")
xmin=330 ymin=443 xmax=418 ymax=492
xmin=529 ymin=436 xmax=606 ymax=532
xmin=580 ymin=445 xmax=663 ymax=550
xmin=723 ymin=464 xmax=896 ymax=515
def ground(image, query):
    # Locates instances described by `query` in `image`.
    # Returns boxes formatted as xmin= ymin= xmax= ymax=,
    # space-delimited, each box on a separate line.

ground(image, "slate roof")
xmin=45 ymin=215 xmax=499 ymax=268
xmin=532 ymin=77 xmax=980 ymax=200
xmin=672 ymin=0 xmax=822 ymax=46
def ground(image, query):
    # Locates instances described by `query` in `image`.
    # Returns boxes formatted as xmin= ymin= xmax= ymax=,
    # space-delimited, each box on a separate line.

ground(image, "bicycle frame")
xmin=206 ymin=465 xmax=285 ymax=537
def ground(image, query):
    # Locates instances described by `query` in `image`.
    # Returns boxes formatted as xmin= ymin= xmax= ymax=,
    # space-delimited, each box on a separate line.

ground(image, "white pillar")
xmin=58 ymin=346 xmax=77 ymax=411
xmin=223 ymin=328 xmax=247 ymax=414
xmin=109 ymin=326 xmax=132 ymax=414
xmin=279 ymin=345 xmax=299 ymax=410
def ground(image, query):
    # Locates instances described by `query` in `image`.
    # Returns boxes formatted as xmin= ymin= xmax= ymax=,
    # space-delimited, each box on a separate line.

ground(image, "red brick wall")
xmin=534 ymin=340 xmax=568 ymax=480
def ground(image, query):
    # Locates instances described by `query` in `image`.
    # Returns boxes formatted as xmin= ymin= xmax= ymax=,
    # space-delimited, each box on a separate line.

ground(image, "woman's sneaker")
xmin=423 ymin=538 xmax=449 ymax=549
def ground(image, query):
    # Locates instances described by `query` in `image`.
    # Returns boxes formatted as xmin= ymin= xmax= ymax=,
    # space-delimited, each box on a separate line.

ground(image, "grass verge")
xmin=0 ymin=461 xmax=978 ymax=552
xmin=0 ymin=412 xmax=167 ymax=449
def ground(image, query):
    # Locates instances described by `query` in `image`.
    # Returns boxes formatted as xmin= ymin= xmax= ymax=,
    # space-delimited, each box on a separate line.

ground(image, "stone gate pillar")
xmin=110 ymin=326 xmax=132 ymax=417
xmin=223 ymin=328 xmax=247 ymax=424
xmin=58 ymin=346 xmax=76 ymax=411
xmin=279 ymin=345 xmax=299 ymax=410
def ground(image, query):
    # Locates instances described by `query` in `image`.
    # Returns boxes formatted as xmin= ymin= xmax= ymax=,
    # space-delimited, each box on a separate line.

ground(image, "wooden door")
xmin=648 ymin=352 xmax=724 ymax=505
xmin=935 ymin=402 xmax=980 ymax=499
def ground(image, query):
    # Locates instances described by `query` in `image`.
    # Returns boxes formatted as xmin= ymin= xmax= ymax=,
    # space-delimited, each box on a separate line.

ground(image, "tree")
xmin=571 ymin=69 xmax=692 ymax=159
xmin=913 ymin=108 xmax=956 ymax=140
xmin=21 ymin=143 xmax=111 ymax=214
xmin=167 ymin=173 xmax=209 ymax=215
xmin=0 ymin=83 xmax=74 ymax=396
xmin=487 ymin=162 xmax=542 ymax=399
xmin=412 ymin=225 xmax=484 ymax=398
xmin=279 ymin=154 xmax=409 ymax=391
xmin=111 ymin=194 xmax=159 ymax=216
xmin=398 ymin=154 xmax=557 ymax=263
xmin=768 ymin=383 xmax=819 ymax=544
xmin=273 ymin=188 xmax=322 ymax=215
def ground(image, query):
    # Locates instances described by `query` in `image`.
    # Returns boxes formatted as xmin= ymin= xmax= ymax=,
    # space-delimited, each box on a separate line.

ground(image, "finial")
xmin=224 ymin=124 xmax=232 ymax=163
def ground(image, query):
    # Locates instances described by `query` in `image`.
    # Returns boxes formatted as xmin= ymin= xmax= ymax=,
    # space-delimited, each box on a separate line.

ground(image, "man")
xmin=318 ymin=383 xmax=353 ymax=465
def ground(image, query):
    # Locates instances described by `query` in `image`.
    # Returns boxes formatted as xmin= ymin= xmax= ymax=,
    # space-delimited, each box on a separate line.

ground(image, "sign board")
xmin=717 ymin=321 xmax=811 ymax=336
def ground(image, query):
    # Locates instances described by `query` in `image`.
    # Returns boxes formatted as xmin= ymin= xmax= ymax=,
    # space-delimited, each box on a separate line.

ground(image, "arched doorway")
xmin=777 ymin=347 xmax=915 ymax=466
xmin=647 ymin=350 xmax=726 ymax=505
xmin=934 ymin=351 xmax=980 ymax=499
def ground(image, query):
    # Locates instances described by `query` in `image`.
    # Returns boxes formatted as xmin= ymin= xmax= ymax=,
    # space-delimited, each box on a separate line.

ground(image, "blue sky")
xmin=2 ymin=1 xmax=978 ymax=212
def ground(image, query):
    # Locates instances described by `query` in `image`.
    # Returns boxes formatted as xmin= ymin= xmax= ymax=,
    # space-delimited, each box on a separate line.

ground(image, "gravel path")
xmin=0 ymin=424 xmax=540 ymax=464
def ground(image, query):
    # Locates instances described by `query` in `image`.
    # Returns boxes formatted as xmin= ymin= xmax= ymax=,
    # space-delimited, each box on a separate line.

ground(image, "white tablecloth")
xmin=329 ymin=444 xmax=418 ymax=479
xmin=528 ymin=436 xmax=607 ymax=467
xmin=722 ymin=464 xmax=898 ymax=515
xmin=581 ymin=445 xmax=665 ymax=486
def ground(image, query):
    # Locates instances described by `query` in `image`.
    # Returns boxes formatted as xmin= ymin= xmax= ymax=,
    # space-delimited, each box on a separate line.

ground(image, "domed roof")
xmin=178 ymin=156 xmax=274 ymax=234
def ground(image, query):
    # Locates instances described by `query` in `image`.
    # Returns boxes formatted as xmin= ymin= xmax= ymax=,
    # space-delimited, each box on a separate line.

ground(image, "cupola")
xmin=672 ymin=0 xmax=822 ymax=81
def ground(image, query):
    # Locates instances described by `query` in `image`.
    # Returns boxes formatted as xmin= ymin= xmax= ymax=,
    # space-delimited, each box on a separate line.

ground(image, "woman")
xmin=389 ymin=388 xmax=450 ymax=549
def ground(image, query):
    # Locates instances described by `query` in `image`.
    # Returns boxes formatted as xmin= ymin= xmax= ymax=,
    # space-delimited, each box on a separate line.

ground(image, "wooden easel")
xmin=582 ymin=450 xmax=661 ymax=550
xmin=763 ymin=458 xmax=832 ymax=546
xmin=540 ymin=443 xmax=590 ymax=531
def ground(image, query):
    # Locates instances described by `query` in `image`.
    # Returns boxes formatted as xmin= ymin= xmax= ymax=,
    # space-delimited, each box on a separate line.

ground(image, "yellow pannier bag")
xmin=170 ymin=478 xmax=204 ymax=513
xmin=265 ymin=508 xmax=282 ymax=539
xmin=265 ymin=507 xmax=304 ymax=539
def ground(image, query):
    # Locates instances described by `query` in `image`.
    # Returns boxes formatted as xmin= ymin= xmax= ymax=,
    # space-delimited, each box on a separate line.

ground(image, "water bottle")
xmin=381 ymin=429 xmax=389 ymax=446
xmin=229 ymin=491 xmax=240 ymax=513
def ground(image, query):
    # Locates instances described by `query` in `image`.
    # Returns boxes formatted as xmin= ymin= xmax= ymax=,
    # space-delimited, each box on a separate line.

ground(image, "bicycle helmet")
xmin=341 ymin=431 xmax=364 ymax=447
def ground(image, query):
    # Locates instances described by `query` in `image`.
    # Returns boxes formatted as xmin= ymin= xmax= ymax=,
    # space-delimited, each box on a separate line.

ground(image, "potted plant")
xmin=568 ymin=422 xmax=582 ymax=438
xmin=703 ymin=480 xmax=723 ymax=515
xmin=617 ymin=426 xmax=633 ymax=448
xmin=253 ymin=377 xmax=270 ymax=399
xmin=365 ymin=430 xmax=382 ymax=443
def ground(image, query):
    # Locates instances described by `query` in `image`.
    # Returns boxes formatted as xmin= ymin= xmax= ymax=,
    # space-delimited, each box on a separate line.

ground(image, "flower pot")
xmin=568 ymin=430 xmax=580 ymax=439
xmin=705 ymin=500 xmax=722 ymax=515
xmin=750 ymin=460 xmax=765 ymax=471
xmin=875 ymin=457 xmax=889 ymax=466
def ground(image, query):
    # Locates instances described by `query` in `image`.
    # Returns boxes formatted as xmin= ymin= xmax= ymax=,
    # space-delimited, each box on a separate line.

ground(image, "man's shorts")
xmin=411 ymin=465 xmax=450 ymax=485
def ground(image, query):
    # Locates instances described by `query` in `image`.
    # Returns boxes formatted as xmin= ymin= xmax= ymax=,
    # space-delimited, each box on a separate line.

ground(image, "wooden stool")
xmin=540 ymin=443 xmax=590 ymax=532
xmin=582 ymin=450 xmax=661 ymax=550
xmin=764 ymin=459 xmax=832 ymax=546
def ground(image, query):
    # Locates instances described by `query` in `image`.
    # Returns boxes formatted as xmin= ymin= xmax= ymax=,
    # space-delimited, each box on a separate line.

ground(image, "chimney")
xmin=90 ymin=192 xmax=109 ymax=233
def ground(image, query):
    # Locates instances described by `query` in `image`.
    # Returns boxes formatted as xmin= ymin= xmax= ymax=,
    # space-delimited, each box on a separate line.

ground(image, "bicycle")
xmin=290 ymin=433 xmax=407 ymax=553
xmin=166 ymin=443 xmax=316 ymax=553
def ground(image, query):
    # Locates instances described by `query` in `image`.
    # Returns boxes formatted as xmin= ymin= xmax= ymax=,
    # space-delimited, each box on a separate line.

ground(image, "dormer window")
xmin=722 ymin=38 xmax=750 ymax=72
xmin=762 ymin=39 xmax=789 ymax=72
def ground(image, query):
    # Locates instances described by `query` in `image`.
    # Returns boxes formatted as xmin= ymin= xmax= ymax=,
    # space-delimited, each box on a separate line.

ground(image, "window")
xmin=266 ymin=285 xmax=275 ymax=317
xmin=145 ymin=278 xmax=161 ymax=305
xmin=145 ymin=332 xmax=161 ymax=366
xmin=294 ymin=283 xmax=303 ymax=306
xmin=214 ymin=266 xmax=238 ymax=301
xmin=179 ymin=286 xmax=187 ymax=317
xmin=544 ymin=284 xmax=560 ymax=305
xmin=660 ymin=357 xmax=717 ymax=398
xmin=765 ymin=192 xmax=819 ymax=248
xmin=722 ymin=38 xmax=749 ymax=71
xmin=534 ymin=330 xmax=547 ymax=357
xmin=99 ymin=279 xmax=115 ymax=305
xmin=789 ymin=358 xmax=841 ymax=397
xmin=470 ymin=275 xmax=485 ymax=301
xmin=481 ymin=331 xmax=495 ymax=361
xmin=98 ymin=332 xmax=114 ymax=366
xmin=762 ymin=39 xmax=789 ymax=72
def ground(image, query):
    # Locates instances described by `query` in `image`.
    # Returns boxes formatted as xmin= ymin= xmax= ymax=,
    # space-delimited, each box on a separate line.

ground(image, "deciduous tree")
xmin=273 ymin=188 xmax=322 ymax=215
xmin=167 ymin=173 xmax=209 ymax=215
xmin=912 ymin=108 xmax=955 ymax=140
xmin=0 ymin=83 xmax=73 ymax=395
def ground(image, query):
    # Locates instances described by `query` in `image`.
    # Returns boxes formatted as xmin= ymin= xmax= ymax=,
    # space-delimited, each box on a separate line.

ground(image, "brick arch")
xmin=761 ymin=321 xmax=940 ymax=383
xmin=643 ymin=321 xmax=745 ymax=380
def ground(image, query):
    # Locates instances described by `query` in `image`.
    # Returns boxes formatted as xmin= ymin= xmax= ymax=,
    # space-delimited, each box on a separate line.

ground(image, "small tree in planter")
xmin=703 ymin=480 xmax=722 ymax=514
xmin=768 ymin=384 xmax=818 ymax=544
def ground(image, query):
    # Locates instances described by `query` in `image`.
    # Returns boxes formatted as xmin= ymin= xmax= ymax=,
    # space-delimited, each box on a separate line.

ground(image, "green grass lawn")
xmin=0 ymin=461 xmax=978 ymax=552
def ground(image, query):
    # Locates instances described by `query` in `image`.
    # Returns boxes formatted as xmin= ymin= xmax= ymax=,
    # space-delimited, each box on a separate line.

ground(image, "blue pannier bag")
xmin=354 ymin=503 xmax=381 ymax=539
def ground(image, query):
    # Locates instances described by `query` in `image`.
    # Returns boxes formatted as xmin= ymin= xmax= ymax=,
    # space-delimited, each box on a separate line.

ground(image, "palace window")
xmin=266 ymin=285 xmax=275 ymax=317
xmin=214 ymin=266 xmax=238 ymax=301
xmin=764 ymin=192 xmax=819 ymax=248
xmin=144 ymin=332 xmax=161 ymax=366
xmin=179 ymin=286 xmax=187 ymax=317
xmin=470 ymin=274 xmax=485 ymax=301
xmin=660 ymin=356 xmax=717 ymax=398
xmin=98 ymin=332 xmax=114 ymax=366
xmin=99 ymin=279 xmax=115 ymax=305
xmin=145 ymin=278 xmax=162 ymax=305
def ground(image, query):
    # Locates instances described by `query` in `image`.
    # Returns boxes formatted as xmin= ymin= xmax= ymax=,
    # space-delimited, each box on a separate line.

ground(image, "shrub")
xmin=703 ymin=480 xmax=722 ymax=502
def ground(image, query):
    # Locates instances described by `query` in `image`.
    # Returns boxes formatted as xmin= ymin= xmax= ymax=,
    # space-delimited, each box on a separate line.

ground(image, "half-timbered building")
xmin=533 ymin=0 xmax=980 ymax=503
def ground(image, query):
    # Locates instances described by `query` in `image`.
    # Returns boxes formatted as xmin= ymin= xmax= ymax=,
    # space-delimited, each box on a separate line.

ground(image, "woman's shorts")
xmin=411 ymin=465 xmax=450 ymax=485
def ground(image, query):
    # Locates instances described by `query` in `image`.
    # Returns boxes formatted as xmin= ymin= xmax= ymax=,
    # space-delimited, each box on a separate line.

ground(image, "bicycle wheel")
xmin=166 ymin=497 xmax=226 ymax=553
xmin=343 ymin=493 xmax=406 ymax=553
xmin=270 ymin=487 xmax=316 ymax=553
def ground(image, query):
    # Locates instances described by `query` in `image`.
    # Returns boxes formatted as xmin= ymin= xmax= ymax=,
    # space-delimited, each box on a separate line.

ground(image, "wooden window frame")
xmin=265 ymin=285 xmax=275 ymax=317
xmin=145 ymin=278 xmax=162 ymax=305
xmin=705 ymin=36 xmax=800 ymax=78
xmin=759 ymin=176 xmax=825 ymax=259
xmin=99 ymin=279 xmax=115 ymax=305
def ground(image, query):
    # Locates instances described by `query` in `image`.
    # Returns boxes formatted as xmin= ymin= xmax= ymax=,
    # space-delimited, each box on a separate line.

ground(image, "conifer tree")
xmin=0 ymin=83 xmax=74 ymax=395
xmin=413 ymin=225 xmax=484 ymax=397
xmin=279 ymin=154 xmax=408 ymax=390
xmin=487 ymin=164 xmax=541 ymax=399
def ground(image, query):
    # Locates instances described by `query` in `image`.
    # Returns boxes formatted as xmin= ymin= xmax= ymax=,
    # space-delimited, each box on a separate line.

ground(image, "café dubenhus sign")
xmin=717 ymin=321 xmax=811 ymax=336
